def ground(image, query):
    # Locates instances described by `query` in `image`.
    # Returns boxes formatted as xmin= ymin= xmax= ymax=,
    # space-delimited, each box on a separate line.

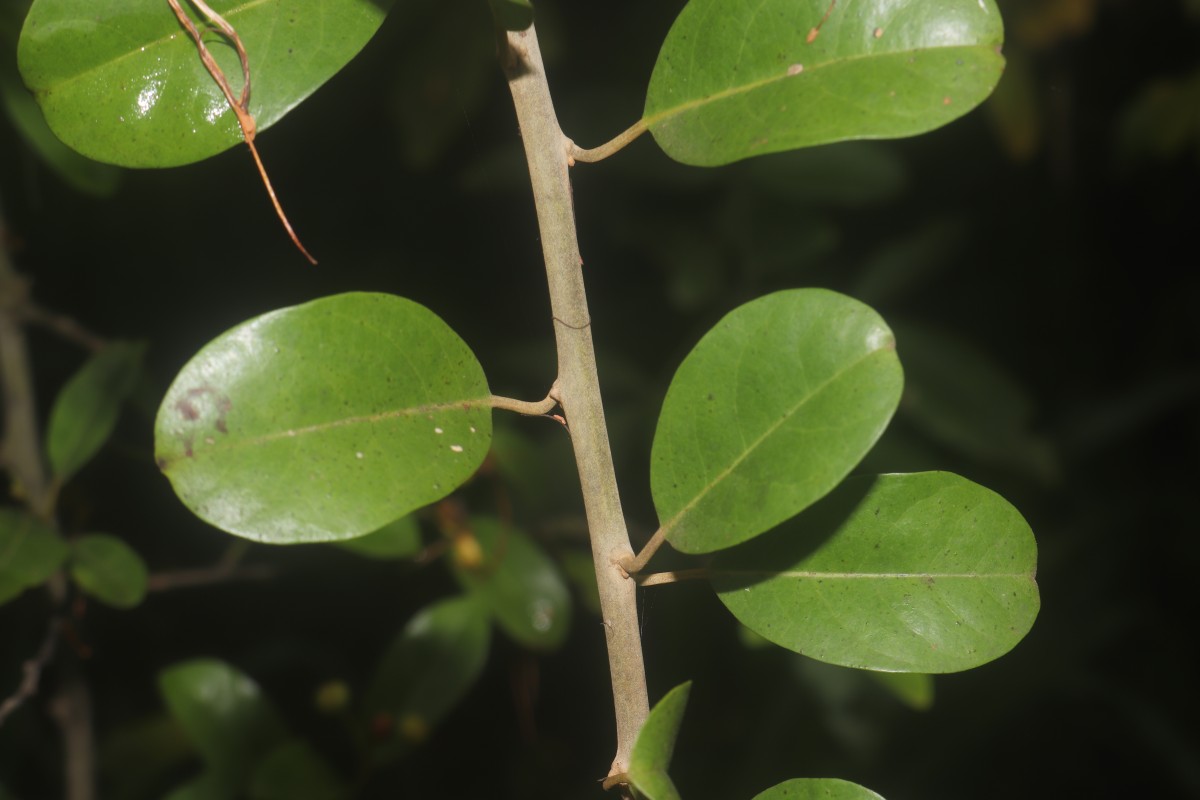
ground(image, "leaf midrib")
xmin=658 ymin=344 xmax=895 ymax=541
xmin=642 ymin=42 xmax=994 ymax=130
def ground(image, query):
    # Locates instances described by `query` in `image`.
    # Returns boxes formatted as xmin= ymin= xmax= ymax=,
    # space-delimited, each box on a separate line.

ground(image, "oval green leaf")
xmin=712 ymin=472 xmax=1039 ymax=673
xmin=17 ymin=0 xmax=392 ymax=167
xmin=868 ymin=671 xmax=934 ymax=711
xmin=363 ymin=595 xmax=491 ymax=750
xmin=644 ymin=0 xmax=1006 ymax=166
xmin=159 ymin=659 xmax=288 ymax=780
xmin=752 ymin=778 xmax=886 ymax=800
xmin=450 ymin=516 xmax=571 ymax=651
xmin=333 ymin=515 xmax=421 ymax=560
xmin=69 ymin=533 xmax=148 ymax=609
xmin=154 ymin=293 xmax=492 ymax=545
xmin=628 ymin=681 xmax=691 ymax=800
xmin=651 ymin=289 xmax=902 ymax=554
xmin=0 ymin=509 xmax=68 ymax=605
xmin=248 ymin=740 xmax=347 ymax=800
xmin=46 ymin=341 xmax=145 ymax=483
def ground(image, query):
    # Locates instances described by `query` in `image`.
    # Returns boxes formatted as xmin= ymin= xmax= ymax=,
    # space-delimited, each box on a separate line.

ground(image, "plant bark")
xmin=500 ymin=24 xmax=649 ymax=781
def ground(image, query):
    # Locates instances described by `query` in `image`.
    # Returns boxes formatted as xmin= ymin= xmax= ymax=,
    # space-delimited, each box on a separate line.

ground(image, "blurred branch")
xmin=147 ymin=562 xmax=276 ymax=592
xmin=0 ymin=613 xmax=62 ymax=727
xmin=21 ymin=302 xmax=107 ymax=352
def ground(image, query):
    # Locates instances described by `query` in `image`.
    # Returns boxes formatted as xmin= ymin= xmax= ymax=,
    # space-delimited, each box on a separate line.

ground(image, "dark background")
xmin=2 ymin=0 xmax=1198 ymax=798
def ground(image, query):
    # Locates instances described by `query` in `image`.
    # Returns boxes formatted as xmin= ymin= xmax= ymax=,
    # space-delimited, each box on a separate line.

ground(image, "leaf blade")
xmin=69 ymin=533 xmax=148 ymax=609
xmin=154 ymin=293 xmax=492 ymax=545
xmin=651 ymin=289 xmax=902 ymax=554
xmin=18 ymin=0 xmax=392 ymax=167
xmin=0 ymin=509 xmax=68 ymax=605
xmin=644 ymin=0 xmax=1006 ymax=166
xmin=712 ymin=472 xmax=1039 ymax=673
xmin=628 ymin=682 xmax=691 ymax=800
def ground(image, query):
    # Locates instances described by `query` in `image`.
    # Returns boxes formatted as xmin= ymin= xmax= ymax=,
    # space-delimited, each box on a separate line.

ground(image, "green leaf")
xmin=17 ymin=0 xmax=392 ymax=167
xmin=333 ymin=516 xmax=421 ymax=560
xmin=752 ymin=778 xmax=886 ymax=800
xmin=69 ymin=533 xmax=148 ymax=609
xmin=450 ymin=516 xmax=571 ymax=651
xmin=892 ymin=322 xmax=1056 ymax=481
xmin=628 ymin=682 xmax=691 ymax=800
xmin=712 ymin=472 xmax=1039 ymax=673
xmin=644 ymin=0 xmax=1006 ymax=166
xmin=163 ymin=771 xmax=236 ymax=800
xmin=158 ymin=659 xmax=288 ymax=782
xmin=651 ymin=289 xmax=902 ymax=554
xmin=46 ymin=341 xmax=145 ymax=483
xmin=154 ymin=293 xmax=492 ymax=545
xmin=867 ymin=671 xmax=934 ymax=711
xmin=363 ymin=595 xmax=491 ymax=747
xmin=248 ymin=740 xmax=347 ymax=800
xmin=488 ymin=0 xmax=534 ymax=32
xmin=0 ymin=509 xmax=67 ymax=605
xmin=0 ymin=64 xmax=120 ymax=195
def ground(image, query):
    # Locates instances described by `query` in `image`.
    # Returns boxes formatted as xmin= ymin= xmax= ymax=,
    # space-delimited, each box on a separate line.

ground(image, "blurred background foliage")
xmin=1 ymin=0 xmax=1198 ymax=797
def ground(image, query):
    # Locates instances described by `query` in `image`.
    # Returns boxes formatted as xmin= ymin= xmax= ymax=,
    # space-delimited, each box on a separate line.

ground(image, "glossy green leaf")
xmin=712 ymin=472 xmax=1039 ymax=673
xmin=651 ymin=289 xmax=902 ymax=554
xmin=0 ymin=65 xmax=120 ymax=195
xmin=363 ymin=595 xmax=490 ymax=746
xmin=248 ymin=740 xmax=347 ymax=800
xmin=333 ymin=516 xmax=421 ymax=560
xmin=154 ymin=293 xmax=492 ymax=545
xmin=752 ymin=778 xmax=885 ymax=800
xmin=644 ymin=0 xmax=1006 ymax=166
xmin=451 ymin=516 xmax=571 ymax=651
xmin=159 ymin=659 xmax=288 ymax=781
xmin=46 ymin=341 xmax=144 ymax=483
xmin=69 ymin=533 xmax=148 ymax=609
xmin=0 ymin=509 xmax=67 ymax=605
xmin=17 ymin=0 xmax=392 ymax=167
xmin=628 ymin=682 xmax=691 ymax=800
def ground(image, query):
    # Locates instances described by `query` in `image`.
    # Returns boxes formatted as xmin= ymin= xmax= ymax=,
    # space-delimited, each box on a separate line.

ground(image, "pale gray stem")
xmin=500 ymin=25 xmax=649 ymax=781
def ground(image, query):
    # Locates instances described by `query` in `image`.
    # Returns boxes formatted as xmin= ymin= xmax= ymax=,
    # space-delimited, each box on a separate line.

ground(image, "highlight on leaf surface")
xmin=712 ymin=472 xmax=1039 ymax=673
xmin=651 ymin=289 xmax=902 ymax=554
xmin=17 ymin=0 xmax=393 ymax=167
xmin=154 ymin=293 xmax=492 ymax=544
xmin=644 ymin=0 xmax=1006 ymax=165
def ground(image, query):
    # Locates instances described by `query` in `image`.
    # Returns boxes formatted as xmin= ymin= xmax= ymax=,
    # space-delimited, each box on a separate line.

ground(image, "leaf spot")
xmin=450 ymin=444 xmax=464 ymax=453
xmin=356 ymin=451 xmax=364 ymax=459
xmin=434 ymin=427 xmax=444 ymax=434
xmin=873 ymin=27 xmax=883 ymax=38
xmin=943 ymin=96 xmax=953 ymax=105
xmin=787 ymin=63 xmax=804 ymax=76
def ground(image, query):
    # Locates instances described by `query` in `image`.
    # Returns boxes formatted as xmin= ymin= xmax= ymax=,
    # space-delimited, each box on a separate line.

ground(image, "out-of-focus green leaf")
xmin=451 ymin=516 xmax=571 ymax=651
xmin=628 ymin=682 xmax=691 ymax=800
xmin=46 ymin=341 xmax=144 ymax=484
xmin=69 ymin=533 xmax=148 ymax=609
xmin=713 ymin=472 xmax=1040 ymax=673
xmin=752 ymin=778 xmax=885 ymax=800
xmin=99 ymin=714 xmax=192 ymax=800
xmin=0 ymin=509 xmax=67 ymax=605
xmin=163 ymin=771 xmax=236 ymax=800
xmin=488 ymin=0 xmax=533 ymax=32
xmin=893 ymin=321 xmax=1056 ymax=481
xmin=0 ymin=65 xmax=119 ymax=195
xmin=158 ymin=660 xmax=288 ymax=783
xmin=155 ymin=293 xmax=491 ymax=544
xmin=744 ymin=142 xmax=906 ymax=207
xmin=247 ymin=740 xmax=347 ymax=800
xmin=645 ymin=0 xmax=1005 ymax=166
xmin=18 ymin=0 xmax=393 ymax=167
xmin=651 ymin=289 xmax=902 ymax=554
xmin=852 ymin=220 xmax=966 ymax=306
xmin=363 ymin=595 xmax=490 ymax=751
xmin=984 ymin=48 xmax=1042 ymax=162
xmin=868 ymin=671 xmax=934 ymax=711
xmin=558 ymin=549 xmax=601 ymax=616
xmin=1115 ymin=66 xmax=1200 ymax=167
xmin=333 ymin=516 xmax=421 ymax=560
